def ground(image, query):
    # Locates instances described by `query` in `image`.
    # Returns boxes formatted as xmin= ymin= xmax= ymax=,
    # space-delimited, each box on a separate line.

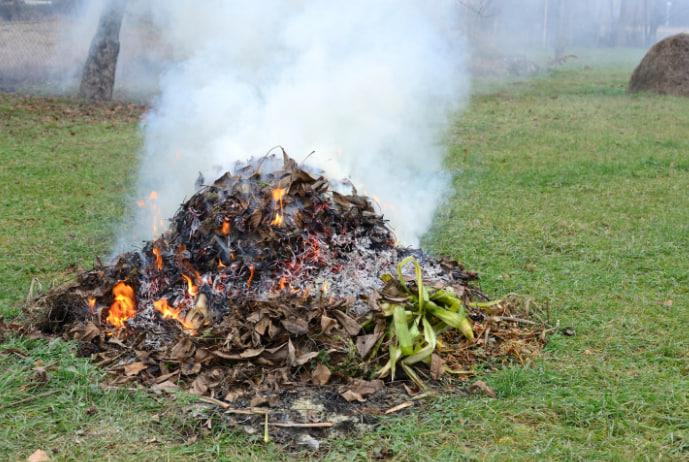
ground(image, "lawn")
xmin=2 ymin=53 xmax=689 ymax=460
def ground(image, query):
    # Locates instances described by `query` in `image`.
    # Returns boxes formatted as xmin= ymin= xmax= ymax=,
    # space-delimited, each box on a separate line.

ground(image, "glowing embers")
xmin=106 ymin=282 xmax=137 ymax=329
xmin=270 ymin=187 xmax=286 ymax=226
xmin=221 ymin=218 xmax=231 ymax=236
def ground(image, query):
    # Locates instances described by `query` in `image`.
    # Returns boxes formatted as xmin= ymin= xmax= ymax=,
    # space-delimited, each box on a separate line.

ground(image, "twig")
xmin=198 ymin=397 xmax=270 ymax=415
xmin=384 ymin=401 xmax=413 ymax=414
xmin=264 ymin=413 xmax=270 ymax=443
xmin=0 ymin=389 xmax=60 ymax=410
xmin=270 ymin=421 xmax=334 ymax=429
xmin=487 ymin=316 xmax=538 ymax=326
xmin=96 ymin=350 xmax=126 ymax=368
xmin=410 ymin=391 xmax=435 ymax=401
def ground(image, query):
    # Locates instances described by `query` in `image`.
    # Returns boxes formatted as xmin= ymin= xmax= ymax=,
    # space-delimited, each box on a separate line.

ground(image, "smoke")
xmin=115 ymin=0 xmax=468 ymax=251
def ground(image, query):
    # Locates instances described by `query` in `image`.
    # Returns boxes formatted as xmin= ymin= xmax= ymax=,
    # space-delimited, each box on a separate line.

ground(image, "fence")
xmin=0 ymin=2 xmax=165 ymax=98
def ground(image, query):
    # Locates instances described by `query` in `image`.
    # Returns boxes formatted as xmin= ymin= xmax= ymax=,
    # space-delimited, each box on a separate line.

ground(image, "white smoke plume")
xmin=113 ymin=0 xmax=468 ymax=252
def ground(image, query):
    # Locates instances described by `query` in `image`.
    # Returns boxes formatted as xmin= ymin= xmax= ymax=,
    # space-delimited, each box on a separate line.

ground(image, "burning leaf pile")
xmin=27 ymin=153 xmax=546 ymax=424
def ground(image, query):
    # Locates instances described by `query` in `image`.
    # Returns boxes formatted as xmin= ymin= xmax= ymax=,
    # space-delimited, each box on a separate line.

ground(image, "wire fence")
xmin=0 ymin=10 xmax=74 ymax=93
xmin=0 ymin=2 xmax=165 ymax=99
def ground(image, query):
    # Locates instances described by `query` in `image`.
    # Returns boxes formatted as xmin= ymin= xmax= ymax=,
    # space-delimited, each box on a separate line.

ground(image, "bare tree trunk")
xmin=79 ymin=0 xmax=127 ymax=101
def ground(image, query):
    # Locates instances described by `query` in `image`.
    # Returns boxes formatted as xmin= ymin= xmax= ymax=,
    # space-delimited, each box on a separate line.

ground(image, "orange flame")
xmin=221 ymin=219 xmax=231 ymax=236
xmin=135 ymin=199 xmax=145 ymax=208
xmin=270 ymin=188 xmax=286 ymax=226
xmin=278 ymin=276 xmax=287 ymax=290
xmin=247 ymin=264 xmax=255 ymax=288
xmin=218 ymin=258 xmax=226 ymax=269
xmin=87 ymin=296 xmax=96 ymax=312
xmin=152 ymin=246 xmax=163 ymax=271
xmin=153 ymin=298 xmax=195 ymax=330
xmin=182 ymin=274 xmax=199 ymax=297
xmin=149 ymin=191 xmax=159 ymax=201
xmin=106 ymin=282 xmax=136 ymax=329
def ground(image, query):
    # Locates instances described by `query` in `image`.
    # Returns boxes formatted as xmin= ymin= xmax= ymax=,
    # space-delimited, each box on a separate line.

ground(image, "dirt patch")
xmin=629 ymin=33 xmax=689 ymax=97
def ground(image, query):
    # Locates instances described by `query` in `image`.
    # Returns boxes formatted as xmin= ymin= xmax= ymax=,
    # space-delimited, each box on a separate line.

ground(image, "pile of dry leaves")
xmin=22 ymin=152 xmax=549 ymax=446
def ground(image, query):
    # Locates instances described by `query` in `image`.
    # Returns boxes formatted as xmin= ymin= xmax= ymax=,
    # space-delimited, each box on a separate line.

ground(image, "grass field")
xmin=2 ymin=53 xmax=689 ymax=460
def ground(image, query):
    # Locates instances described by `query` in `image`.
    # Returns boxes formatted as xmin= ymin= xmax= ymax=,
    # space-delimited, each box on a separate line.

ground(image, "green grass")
xmin=2 ymin=54 xmax=689 ymax=460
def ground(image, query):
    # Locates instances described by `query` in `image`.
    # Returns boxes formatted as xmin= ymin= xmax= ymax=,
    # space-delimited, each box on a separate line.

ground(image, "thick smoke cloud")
xmin=114 ymin=0 xmax=468 ymax=252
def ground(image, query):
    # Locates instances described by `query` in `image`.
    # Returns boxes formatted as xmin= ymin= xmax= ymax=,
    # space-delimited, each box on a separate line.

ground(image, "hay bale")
xmin=629 ymin=33 xmax=689 ymax=97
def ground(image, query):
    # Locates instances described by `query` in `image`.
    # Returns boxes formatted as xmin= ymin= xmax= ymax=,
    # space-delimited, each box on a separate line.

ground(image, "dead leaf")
xmin=154 ymin=371 xmax=180 ymax=384
xmin=224 ymin=388 xmax=245 ymax=402
xmin=295 ymin=351 xmax=319 ymax=367
xmin=311 ymin=363 xmax=331 ymax=385
xmin=470 ymin=380 xmax=496 ymax=398
xmin=355 ymin=333 xmax=380 ymax=358
xmin=124 ymin=361 xmax=148 ymax=377
xmin=180 ymin=360 xmax=202 ymax=376
xmin=107 ymin=336 xmax=126 ymax=348
xmin=27 ymin=450 xmax=50 ymax=462
xmin=77 ymin=322 xmax=101 ymax=341
xmin=281 ymin=318 xmax=309 ymax=336
xmin=340 ymin=379 xmax=384 ymax=402
xmin=250 ymin=395 xmax=269 ymax=407
xmin=170 ymin=337 xmax=195 ymax=361
xmin=254 ymin=316 xmax=270 ymax=336
xmin=332 ymin=310 xmax=361 ymax=336
xmin=430 ymin=354 xmax=445 ymax=380
xmin=320 ymin=315 xmax=337 ymax=335
xmin=340 ymin=390 xmax=364 ymax=402
xmin=190 ymin=375 xmax=209 ymax=396
xmin=214 ymin=347 xmax=264 ymax=360
xmin=151 ymin=380 xmax=179 ymax=395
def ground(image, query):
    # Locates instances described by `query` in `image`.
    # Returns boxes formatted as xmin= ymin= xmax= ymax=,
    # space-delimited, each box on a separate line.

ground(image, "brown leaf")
xmin=213 ymin=347 xmax=264 ymax=360
xmin=124 ymin=361 xmax=148 ymax=377
xmin=430 ymin=354 xmax=445 ymax=381
xmin=180 ymin=360 xmax=202 ymax=376
xmin=332 ymin=310 xmax=361 ymax=336
xmin=154 ymin=371 xmax=179 ymax=384
xmin=281 ymin=318 xmax=309 ymax=336
xmin=295 ymin=351 xmax=319 ymax=367
xmin=27 ymin=449 xmax=51 ymax=462
xmin=355 ymin=334 xmax=380 ymax=358
xmin=320 ymin=315 xmax=337 ymax=335
xmin=311 ymin=363 xmax=331 ymax=385
xmin=340 ymin=390 xmax=364 ymax=402
xmin=107 ymin=336 xmax=126 ymax=348
xmin=151 ymin=380 xmax=179 ymax=395
xmin=224 ymin=388 xmax=245 ymax=402
xmin=470 ymin=380 xmax=496 ymax=398
xmin=254 ymin=316 xmax=271 ymax=336
xmin=250 ymin=395 xmax=269 ymax=407
xmin=75 ymin=322 xmax=101 ymax=341
xmin=340 ymin=379 xmax=384 ymax=402
xmin=170 ymin=337 xmax=195 ymax=361
xmin=190 ymin=375 xmax=209 ymax=396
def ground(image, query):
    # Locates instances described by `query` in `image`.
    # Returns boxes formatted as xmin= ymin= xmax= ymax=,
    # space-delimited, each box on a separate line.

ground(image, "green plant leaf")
xmin=427 ymin=302 xmax=475 ymax=341
xmin=393 ymin=305 xmax=414 ymax=356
